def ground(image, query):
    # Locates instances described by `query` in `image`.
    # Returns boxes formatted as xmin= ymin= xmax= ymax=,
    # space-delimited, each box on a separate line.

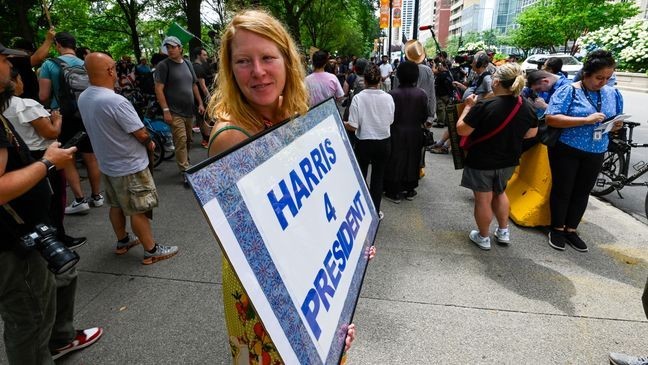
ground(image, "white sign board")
xmin=186 ymin=99 xmax=379 ymax=364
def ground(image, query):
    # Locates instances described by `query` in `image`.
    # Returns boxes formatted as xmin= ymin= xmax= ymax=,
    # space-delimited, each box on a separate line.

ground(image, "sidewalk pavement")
xmin=1 ymin=138 xmax=647 ymax=364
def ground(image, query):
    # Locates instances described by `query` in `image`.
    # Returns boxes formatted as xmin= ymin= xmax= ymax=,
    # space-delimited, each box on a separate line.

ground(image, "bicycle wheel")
xmin=645 ymin=189 xmax=648 ymax=219
xmin=591 ymin=151 xmax=625 ymax=197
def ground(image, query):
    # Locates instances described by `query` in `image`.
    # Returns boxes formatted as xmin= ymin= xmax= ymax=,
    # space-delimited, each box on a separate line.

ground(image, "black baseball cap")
xmin=0 ymin=43 xmax=28 ymax=57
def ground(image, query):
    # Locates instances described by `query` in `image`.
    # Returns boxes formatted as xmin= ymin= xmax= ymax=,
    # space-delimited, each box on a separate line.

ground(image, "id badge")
xmin=593 ymin=130 xmax=602 ymax=141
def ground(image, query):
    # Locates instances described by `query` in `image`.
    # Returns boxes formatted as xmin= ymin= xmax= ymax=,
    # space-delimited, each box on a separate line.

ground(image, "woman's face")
xmin=231 ymin=29 xmax=286 ymax=117
xmin=583 ymin=67 xmax=614 ymax=91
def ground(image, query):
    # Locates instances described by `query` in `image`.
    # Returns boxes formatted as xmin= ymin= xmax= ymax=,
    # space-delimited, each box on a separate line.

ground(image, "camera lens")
xmin=39 ymin=235 xmax=80 ymax=274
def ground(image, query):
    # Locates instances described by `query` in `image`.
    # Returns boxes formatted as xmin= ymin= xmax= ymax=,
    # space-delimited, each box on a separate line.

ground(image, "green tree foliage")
xmin=300 ymin=0 xmax=377 ymax=56
xmin=513 ymin=0 xmax=639 ymax=55
xmin=2 ymin=0 xmax=378 ymax=62
xmin=509 ymin=3 xmax=561 ymax=55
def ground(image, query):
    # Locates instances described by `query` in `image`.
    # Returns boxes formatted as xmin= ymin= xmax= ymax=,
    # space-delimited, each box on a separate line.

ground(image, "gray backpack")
xmin=49 ymin=57 xmax=89 ymax=116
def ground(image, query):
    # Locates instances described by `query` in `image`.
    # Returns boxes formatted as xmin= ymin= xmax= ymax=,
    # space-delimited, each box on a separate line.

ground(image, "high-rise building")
xmin=448 ymin=0 xmax=464 ymax=38
xmin=419 ymin=0 xmax=436 ymax=45
xmin=435 ymin=0 xmax=452 ymax=47
xmin=461 ymin=0 xmax=496 ymax=33
xmin=493 ymin=0 xmax=521 ymax=33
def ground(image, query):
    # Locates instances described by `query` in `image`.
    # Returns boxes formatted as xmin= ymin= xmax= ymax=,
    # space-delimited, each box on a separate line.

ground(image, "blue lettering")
xmin=300 ymin=193 xmax=370 ymax=340
xmin=332 ymin=240 xmax=347 ymax=271
xmin=298 ymin=157 xmax=319 ymax=191
xmin=310 ymin=148 xmax=329 ymax=179
xmin=323 ymin=250 xmax=341 ymax=290
xmin=338 ymin=221 xmax=353 ymax=259
xmin=314 ymin=268 xmax=335 ymax=311
xmin=324 ymin=138 xmax=337 ymax=164
xmin=319 ymin=143 xmax=331 ymax=170
xmin=301 ymin=289 xmax=322 ymax=339
xmin=267 ymin=180 xmax=297 ymax=230
xmin=353 ymin=191 xmax=366 ymax=216
xmin=346 ymin=206 xmax=360 ymax=237
xmin=289 ymin=170 xmax=310 ymax=209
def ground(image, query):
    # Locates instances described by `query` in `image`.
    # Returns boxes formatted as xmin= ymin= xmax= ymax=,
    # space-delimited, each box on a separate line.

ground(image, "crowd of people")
xmin=0 ymin=8 xmax=646 ymax=365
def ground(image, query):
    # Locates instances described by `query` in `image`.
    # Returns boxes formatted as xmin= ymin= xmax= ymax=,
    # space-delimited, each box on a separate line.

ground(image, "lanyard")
xmin=581 ymin=84 xmax=602 ymax=112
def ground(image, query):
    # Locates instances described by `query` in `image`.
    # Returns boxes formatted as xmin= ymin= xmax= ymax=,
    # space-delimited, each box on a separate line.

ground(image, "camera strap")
xmin=2 ymin=204 xmax=25 ymax=224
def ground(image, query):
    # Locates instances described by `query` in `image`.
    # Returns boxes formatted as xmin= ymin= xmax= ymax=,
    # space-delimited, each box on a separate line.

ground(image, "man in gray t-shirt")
xmin=154 ymin=36 xmax=205 ymax=182
xmin=79 ymin=52 xmax=179 ymax=265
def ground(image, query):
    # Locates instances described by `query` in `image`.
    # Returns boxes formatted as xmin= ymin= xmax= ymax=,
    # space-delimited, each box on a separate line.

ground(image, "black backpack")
xmin=48 ymin=57 xmax=89 ymax=117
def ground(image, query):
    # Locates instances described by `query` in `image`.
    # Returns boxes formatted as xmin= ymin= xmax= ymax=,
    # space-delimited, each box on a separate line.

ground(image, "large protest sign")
xmin=186 ymin=99 xmax=379 ymax=364
xmin=446 ymin=102 xmax=464 ymax=169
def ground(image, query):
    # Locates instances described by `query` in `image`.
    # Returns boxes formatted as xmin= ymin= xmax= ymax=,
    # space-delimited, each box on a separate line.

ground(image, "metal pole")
xmin=413 ymin=0 xmax=420 ymax=40
xmin=388 ymin=0 xmax=393 ymax=59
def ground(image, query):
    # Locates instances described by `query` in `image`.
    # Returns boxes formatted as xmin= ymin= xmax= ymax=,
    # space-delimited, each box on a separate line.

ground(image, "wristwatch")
xmin=39 ymin=158 xmax=56 ymax=173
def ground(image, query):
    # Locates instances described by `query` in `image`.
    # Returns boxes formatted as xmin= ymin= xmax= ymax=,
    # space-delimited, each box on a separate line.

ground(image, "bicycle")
xmin=591 ymin=120 xmax=648 ymax=218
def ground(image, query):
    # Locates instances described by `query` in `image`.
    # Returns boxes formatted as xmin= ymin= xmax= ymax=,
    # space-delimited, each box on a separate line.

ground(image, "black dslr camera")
xmin=19 ymin=224 xmax=79 ymax=274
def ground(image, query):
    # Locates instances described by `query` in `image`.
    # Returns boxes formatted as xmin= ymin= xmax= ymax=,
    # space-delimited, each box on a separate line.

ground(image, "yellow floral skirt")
xmin=222 ymin=256 xmax=348 ymax=365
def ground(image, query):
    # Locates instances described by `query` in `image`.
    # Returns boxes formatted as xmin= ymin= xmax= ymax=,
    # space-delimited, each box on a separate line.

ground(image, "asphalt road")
xmin=597 ymin=89 xmax=648 ymax=224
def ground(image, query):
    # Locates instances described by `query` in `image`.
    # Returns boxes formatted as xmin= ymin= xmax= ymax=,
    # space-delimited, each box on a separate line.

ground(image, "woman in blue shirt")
xmin=545 ymin=50 xmax=623 ymax=252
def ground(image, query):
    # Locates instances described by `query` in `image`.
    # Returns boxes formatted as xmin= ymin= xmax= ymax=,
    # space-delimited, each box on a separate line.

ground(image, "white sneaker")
xmin=142 ymin=244 xmax=178 ymax=265
xmin=65 ymin=199 xmax=90 ymax=215
xmin=89 ymin=193 xmax=104 ymax=207
xmin=494 ymin=228 xmax=510 ymax=245
xmin=469 ymin=230 xmax=491 ymax=250
xmin=378 ymin=211 xmax=384 ymax=220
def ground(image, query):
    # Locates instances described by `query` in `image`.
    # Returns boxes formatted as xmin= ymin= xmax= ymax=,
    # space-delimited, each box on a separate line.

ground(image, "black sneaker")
xmin=384 ymin=193 xmax=402 ymax=204
xmin=60 ymin=235 xmax=88 ymax=250
xmin=565 ymin=232 xmax=588 ymax=252
xmin=405 ymin=190 xmax=417 ymax=201
xmin=548 ymin=230 xmax=567 ymax=251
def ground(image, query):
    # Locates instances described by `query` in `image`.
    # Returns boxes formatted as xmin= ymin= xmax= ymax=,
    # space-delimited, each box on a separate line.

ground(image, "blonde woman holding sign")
xmin=207 ymin=10 xmax=370 ymax=364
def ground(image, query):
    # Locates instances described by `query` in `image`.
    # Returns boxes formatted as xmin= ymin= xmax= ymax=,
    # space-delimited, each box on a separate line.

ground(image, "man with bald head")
xmin=78 ymin=52 xmax=178 ymax=265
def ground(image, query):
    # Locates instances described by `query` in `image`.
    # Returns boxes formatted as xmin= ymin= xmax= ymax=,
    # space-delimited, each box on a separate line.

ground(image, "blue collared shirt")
xmin=545 ymin=84 xmax=623 ymax=153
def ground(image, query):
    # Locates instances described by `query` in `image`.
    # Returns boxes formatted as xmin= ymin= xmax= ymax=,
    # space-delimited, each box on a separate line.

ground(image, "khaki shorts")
xmin=461 ymin=166 xmax=516 ymax=194
xmin=103 ymin=169 xmax=158 ymax=216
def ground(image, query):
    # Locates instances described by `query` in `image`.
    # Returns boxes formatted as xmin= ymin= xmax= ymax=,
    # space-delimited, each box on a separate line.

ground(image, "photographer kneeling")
xmin=0 ymin=44 xmax=102 ymax=364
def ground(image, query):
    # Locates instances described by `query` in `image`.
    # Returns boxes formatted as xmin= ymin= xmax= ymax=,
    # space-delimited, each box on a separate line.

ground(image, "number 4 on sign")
xmin=324 ymin=193 xmax=337 ymax=222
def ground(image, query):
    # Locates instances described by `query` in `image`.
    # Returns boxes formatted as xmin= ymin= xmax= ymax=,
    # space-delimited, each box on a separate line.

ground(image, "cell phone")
xmin=62 ymin=131 xmax=87 ymax=149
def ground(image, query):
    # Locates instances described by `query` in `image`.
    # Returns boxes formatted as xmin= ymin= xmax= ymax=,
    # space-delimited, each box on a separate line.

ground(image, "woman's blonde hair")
xmin=207 ymin=9 xmax=309 ymax=131
xmin=493 ymin=62 xmax=525 ymax=97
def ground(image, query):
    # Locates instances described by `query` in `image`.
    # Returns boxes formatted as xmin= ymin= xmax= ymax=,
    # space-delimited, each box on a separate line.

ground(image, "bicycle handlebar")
xmin=624 ymin=121 xmax=641 ymax=128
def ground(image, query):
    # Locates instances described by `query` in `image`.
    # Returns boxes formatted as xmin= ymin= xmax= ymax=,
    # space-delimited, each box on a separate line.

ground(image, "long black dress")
xmin=384 ymin=85 xmax=428 ymax=195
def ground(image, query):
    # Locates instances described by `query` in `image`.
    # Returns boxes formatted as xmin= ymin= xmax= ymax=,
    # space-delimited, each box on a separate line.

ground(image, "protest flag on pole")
xmin=166 ymin=22 xmax=195 ymax=44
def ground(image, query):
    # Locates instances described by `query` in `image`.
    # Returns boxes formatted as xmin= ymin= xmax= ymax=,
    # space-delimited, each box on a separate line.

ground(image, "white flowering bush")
xmin=458 ymin=41 xmax=498 ymax=53
xmin=580 ymin=20 xmax=648 ymax=73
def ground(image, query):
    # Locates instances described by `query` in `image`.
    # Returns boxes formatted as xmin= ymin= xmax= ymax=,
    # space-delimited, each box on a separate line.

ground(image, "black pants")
xmin=356 ymin=138 xmax=391 ymax=213
xmin=548 ymin=142 xmax=604 ymax=229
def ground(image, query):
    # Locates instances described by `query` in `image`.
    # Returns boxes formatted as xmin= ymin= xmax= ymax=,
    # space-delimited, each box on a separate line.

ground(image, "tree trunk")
xmin=128 ymin=18 xmax=142 ymax=60
xmin=186 ymin=0 xmax=203 ymax=51
xmin=16 ymin=0 xmax=36 ymax=42
xmin=116 ymin=0 xmax=142 ymax=61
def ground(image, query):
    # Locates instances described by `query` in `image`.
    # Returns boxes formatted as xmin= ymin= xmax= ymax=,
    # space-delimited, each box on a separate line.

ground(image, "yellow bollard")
xmin=506 ymin=143 xmax=552 ymax=227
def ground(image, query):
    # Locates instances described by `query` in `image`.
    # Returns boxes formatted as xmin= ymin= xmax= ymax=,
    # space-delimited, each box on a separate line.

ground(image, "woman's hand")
xmin=344 ymin=324 xmax=356 ymax=352
xmin=611 ymin=120 xmax=624 ymax=132
xmin=464 ymin=94 xmax=478 ymax=107
xmin=365 ymin=245 xmax=376 ymax=260
xmin=585 ymin=112 xmax=606 ymax=125
xmin=533 ymin=97 xmax=547 ymax=111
